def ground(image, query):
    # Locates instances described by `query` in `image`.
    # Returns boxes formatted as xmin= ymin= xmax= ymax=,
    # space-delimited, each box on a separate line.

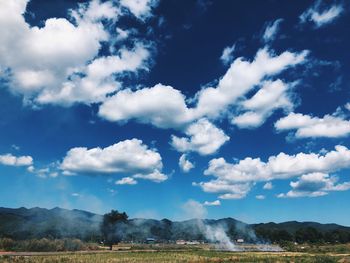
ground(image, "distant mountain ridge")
xmin=0 ymin=207 xmax=102 ymax=240
xmin=1 ymin=207 xmax=349 ymax=242
xmin=252 ymin=221 xmax=350 ymax=234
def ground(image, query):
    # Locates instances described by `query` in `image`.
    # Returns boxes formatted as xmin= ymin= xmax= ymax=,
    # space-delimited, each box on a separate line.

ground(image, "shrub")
xmin=0 ymin=238 xmax=98 ymax=252
xmin=0 ymin=238 xmax=16 ymax=251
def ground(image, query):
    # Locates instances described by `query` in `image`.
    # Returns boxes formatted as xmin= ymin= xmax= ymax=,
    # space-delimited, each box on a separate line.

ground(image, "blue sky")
xmin=1 ymin=0 xmax=350 ymax=225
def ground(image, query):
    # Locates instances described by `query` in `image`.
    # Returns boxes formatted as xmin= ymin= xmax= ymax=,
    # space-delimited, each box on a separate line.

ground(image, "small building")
xmin=176 ymin=239 xmax=186 ymax=245
xmin=236 ymin=238 xmax=244 ymax=243
xmin=145 ymin=238 xmax=156 ymax=244
xmin=186 ymin=240 xmax=201 ymax=245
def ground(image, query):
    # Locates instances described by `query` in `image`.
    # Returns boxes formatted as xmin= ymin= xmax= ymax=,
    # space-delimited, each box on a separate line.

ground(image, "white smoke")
xmin=203 ymin=223 xmax=238 ymax=251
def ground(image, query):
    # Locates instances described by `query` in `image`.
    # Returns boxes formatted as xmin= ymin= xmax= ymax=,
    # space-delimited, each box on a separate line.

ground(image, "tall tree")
xmin=100 ymin=210 xmax=128 ymax=250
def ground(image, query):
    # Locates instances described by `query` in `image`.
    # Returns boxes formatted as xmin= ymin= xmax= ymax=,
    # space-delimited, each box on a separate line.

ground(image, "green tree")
xmin=100 ymin=210 xmax=128 ymax=250
xmin=295 ymin=227 xmax=323 ymax=243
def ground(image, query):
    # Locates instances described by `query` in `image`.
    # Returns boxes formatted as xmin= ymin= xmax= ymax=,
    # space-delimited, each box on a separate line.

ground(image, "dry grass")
xmin=1 ymin=250 xmax=349 ymax=263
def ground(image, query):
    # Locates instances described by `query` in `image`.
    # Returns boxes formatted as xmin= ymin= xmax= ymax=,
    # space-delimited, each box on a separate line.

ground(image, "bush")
xmin=0 ymin=238 xmax=16 ymax=251
xmin=313 ymin=255 xmax=338 ymax=263
xmin=0 ymin=238 xmax=99 ymax=252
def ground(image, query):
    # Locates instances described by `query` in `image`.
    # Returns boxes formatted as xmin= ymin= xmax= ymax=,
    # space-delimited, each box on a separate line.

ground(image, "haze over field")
xmin=0 ymin=0 xmax=350 ymax=227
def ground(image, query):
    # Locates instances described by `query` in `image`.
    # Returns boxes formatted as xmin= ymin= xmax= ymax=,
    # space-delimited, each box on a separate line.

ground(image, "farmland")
xmin=0 ymin=250 xmax=348 ymax=263
xmin=1 ymin=243 xmax=350 ymax=263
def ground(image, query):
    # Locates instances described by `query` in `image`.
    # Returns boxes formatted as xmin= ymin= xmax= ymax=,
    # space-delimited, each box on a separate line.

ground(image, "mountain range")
xmin=1 ymin=207 xmax=349 ymax=242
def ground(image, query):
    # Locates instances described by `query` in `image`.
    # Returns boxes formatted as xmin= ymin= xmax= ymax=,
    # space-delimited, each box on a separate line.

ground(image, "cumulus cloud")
xmin=206 ymin=145 xmax=350 ymax=182
xmin=193 ymin=48 xmax=307 ymax=119
xmin=38 ymin=44 xmax=150 ymax=105
xmin=0 ymin=0 xmax=151 ymax=106
xmin=203 ymin=200 xmax=221 ymax=206
xmin=60 ymin=139 xmax=166 ymax=183
xmin=232 ymin=80 xmax=295 ymax=128
xmin=262 ymin=18 xmax=283 ymax=43
xmin=0 ymin=153 xmax=33 ymax=166
xmin=98 ymin=48 xmax=308 ymax=130
xmin=171 ymin=119 xmax=229 ymax=155
xmin=300 ymin=1 xmax=344 ymax=28
xmin=99 ymin=84 xmax=193 ymax=129
xmin=275 ymin=112 xmax=350 ymax=138
xmin=278 ymin=172 xmax=350 ymax=198
xmin=179 ymin=154 xmax=195 ymax=172
xmin=116 ymin=177 xmax=138 ymax=185
xmin=195 ymin=145 xmax=350 ymax=199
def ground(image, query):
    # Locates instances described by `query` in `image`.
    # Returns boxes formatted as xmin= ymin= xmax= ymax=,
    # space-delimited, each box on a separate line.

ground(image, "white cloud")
xmin=278 ymin=172 xmax=350 ymax=198
xmin=33 ymin=168 xmax=50 ymax=178
xmin=193 ymin=180 xmax=252 ymax=200
xmin=120 ymin=0 xmax=158 ymax=20
xmin=300 ymin=1 xmax=344 ymax=28
xmin=256 ymin=195 xmax=265 ymax=200
xmin=263 ymin=182 xmax=273 ymax=190
xmin=99 ymin=84 xmax=193 ymax=129
xmin=206 ymin=145 xmax=350 ymax=182
xmin=193 ymin=48 xmax=308 ymax=119
xmin=171 ymin=119 xmax=229 ymax=155
xmin=0 ymin=153 xmax=33 ymax=166
xmin=182 ymin=199 xmax=207 ymax=219
xmin=179 ymin=154 xmax=195 ymax=173
xmin=50 ymin=172 xmax=59 ymax=178
xmin=196 ymin=145 xmax=350 ymax=199
xmin=220 ymin=44 xmax=235 ymax=65
xmin=345 ymin=103 xmax=350 ymax=112
xmin=262 ymin=19 xmax=283 ymax=43
xmin=203 ymin=200 xmax=221 ymax=206
xmin=0 ymin=0 xmax=151 ymax=106
xmin=72 ymin=0 xmax=120 ymax=22
xmin=275 ymin=112 xmax=350 ymax=138
xmin=60 ymin=139 xmax=164 ymax=182
xmin=26 ymin=162 xmax=61 ymax=178
xmin=115 ymin=27 xmax=129 ymax=41
xmin=133 ymin=170 xmax=168 ymax=183
xmin=116 ymin=177 xmax=138 ymax=185
xmin=231 ymin=112 xmax=265 ymax=129
xmin=1 ymin=1 xmax=307 ymax=142
xmin=232 ymin=80 xmax=295 ymax=128
xmin=37 ymin=44 xmax=150 ymax=105
xmin=98 ymin=48 xmax=308 ymax=130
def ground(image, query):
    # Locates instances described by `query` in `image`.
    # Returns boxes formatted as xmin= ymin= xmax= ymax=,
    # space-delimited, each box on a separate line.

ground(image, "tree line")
xmin=254 ymin=226 xmax=350 ymax=244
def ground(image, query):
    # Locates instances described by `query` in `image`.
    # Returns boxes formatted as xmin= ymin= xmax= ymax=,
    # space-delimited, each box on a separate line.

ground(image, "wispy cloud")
xmin=262 ymin=18 xmax=283 ymax=43
xmin=300 ymin=1 xmax=344 ymax=28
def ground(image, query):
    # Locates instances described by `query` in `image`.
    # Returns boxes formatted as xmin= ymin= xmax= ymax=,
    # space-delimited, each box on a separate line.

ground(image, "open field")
xmin=1 ymin=250 xmax=350 ymax=263
xmin=1 ymin=244 xmax=350 ymax=263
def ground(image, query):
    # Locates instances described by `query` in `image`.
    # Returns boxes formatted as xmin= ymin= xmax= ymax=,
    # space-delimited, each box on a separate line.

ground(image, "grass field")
xmin=1 ymin=249 xmax=350 ymax=262
xmin=1 ymin=243 xmax=350 ymax=262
